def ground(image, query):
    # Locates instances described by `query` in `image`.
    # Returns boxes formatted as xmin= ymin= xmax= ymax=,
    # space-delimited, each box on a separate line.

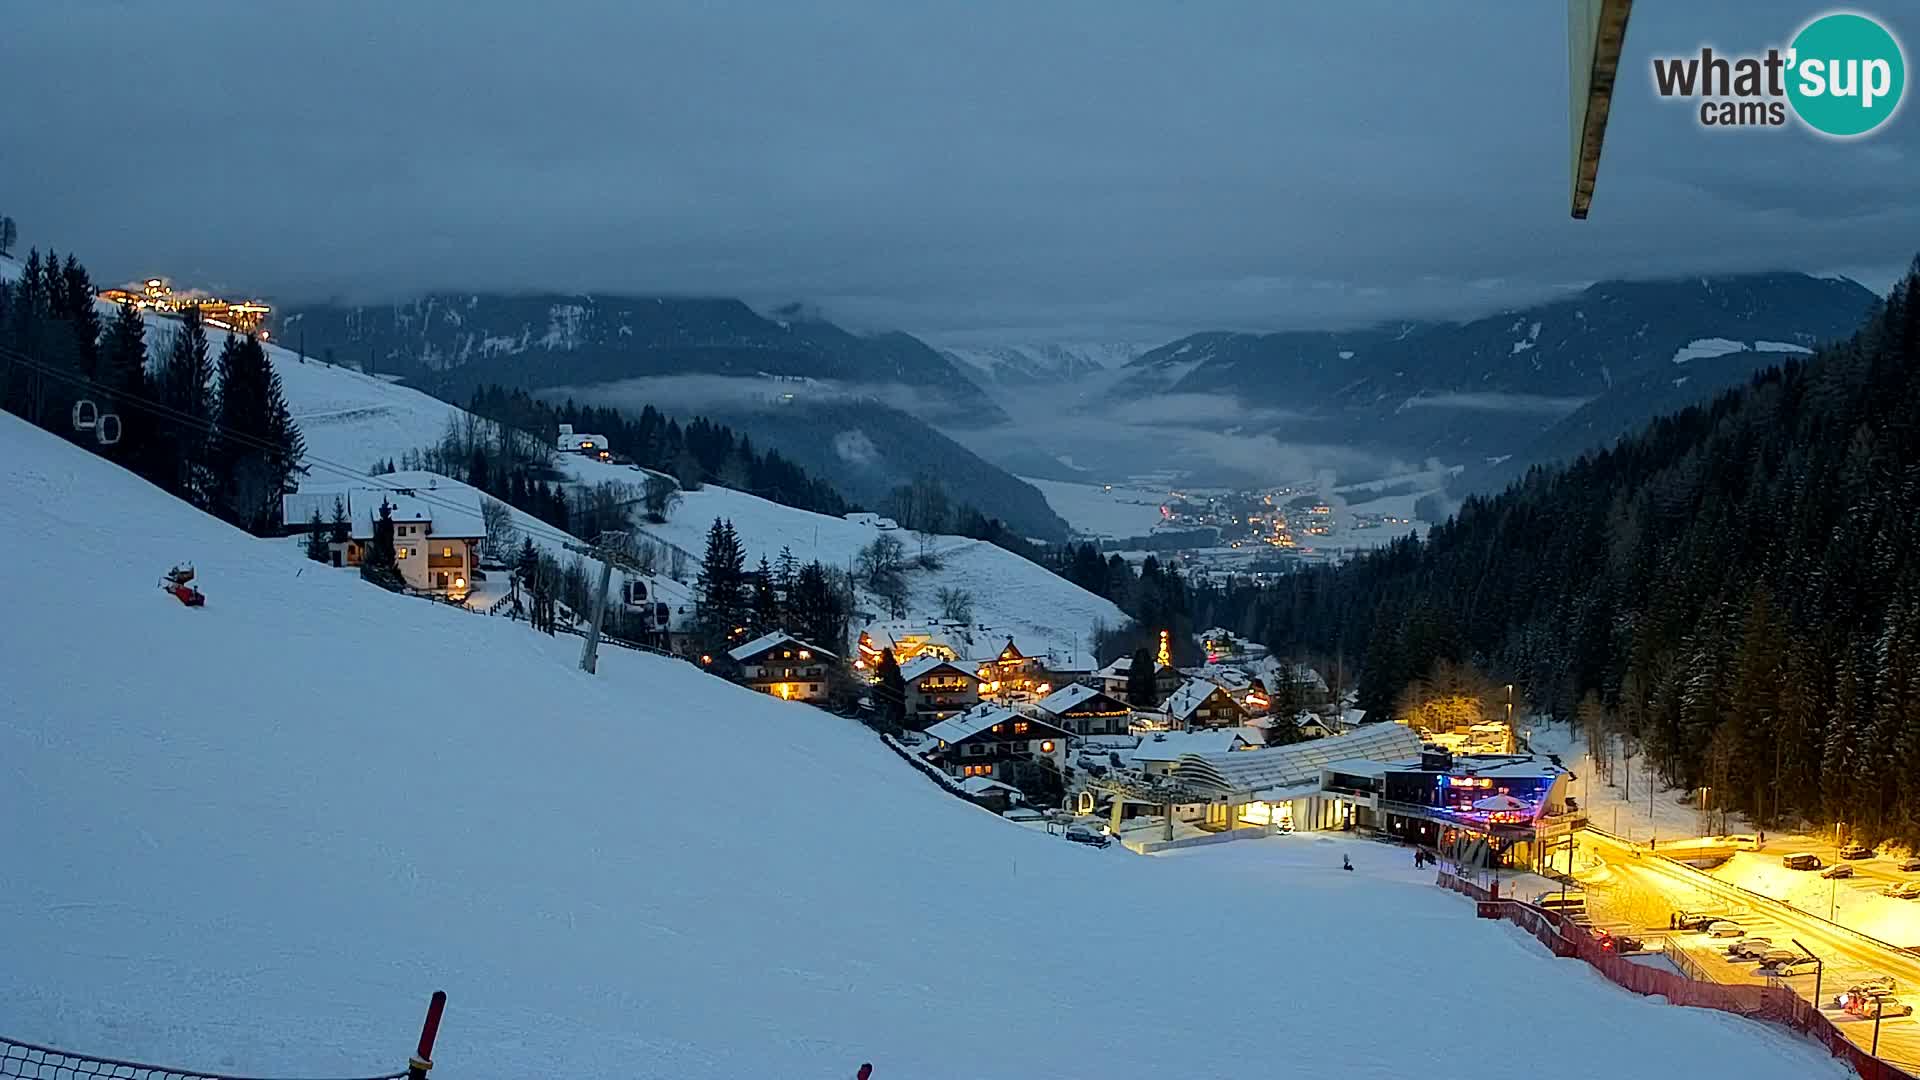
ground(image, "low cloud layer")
xmin=1400 ymin=393 xmax=1591 ymax=415
xmin=5 ymin=2 xmax=1913 ymax=344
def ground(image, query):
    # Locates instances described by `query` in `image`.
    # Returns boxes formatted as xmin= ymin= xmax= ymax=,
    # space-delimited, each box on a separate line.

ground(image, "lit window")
xmin=442 ymin=547 xmax=452 ymax=557
xmin=397 ymin=547 xmax=410 ymax=559
xmin=1014 ymin=722 xmax=1029 ymax=734
xmin=798 ymin=650 xmax=811 ymax=660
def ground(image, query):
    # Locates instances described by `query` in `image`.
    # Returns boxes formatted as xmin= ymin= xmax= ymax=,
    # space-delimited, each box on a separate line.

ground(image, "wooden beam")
xmin=1569 ymin=0 xmax=1634 ymax=219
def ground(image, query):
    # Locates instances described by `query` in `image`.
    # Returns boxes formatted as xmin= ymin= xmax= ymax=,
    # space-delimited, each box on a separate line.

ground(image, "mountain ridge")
xmin=1104 ymin=272 xmax=1878 ymax=465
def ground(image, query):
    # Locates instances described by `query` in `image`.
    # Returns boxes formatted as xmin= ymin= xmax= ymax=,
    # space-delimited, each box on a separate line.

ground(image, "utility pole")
xmin=581 ymin=555 xmax=614 ymax=674
xmin=576 ymin=530 xmax=629 ymax=675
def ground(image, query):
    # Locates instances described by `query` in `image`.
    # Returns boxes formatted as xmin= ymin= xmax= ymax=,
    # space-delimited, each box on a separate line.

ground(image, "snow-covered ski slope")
xmin=0 ymin=413 xmax=1850 ymax=1080
xmin=561 ymin=454 xmax=1127 ymax=663
xmin=202 ymin=333 xmax=1122 ymax=657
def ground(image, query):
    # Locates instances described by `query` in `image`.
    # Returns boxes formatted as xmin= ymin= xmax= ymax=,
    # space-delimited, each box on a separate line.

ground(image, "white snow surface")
xmin=561 ymin=457 xmax=1126 ymax=662
xmin=1666 ymin=336 xmax=1812 ymax=365
xmin=1020 ymin=476 xmax=1168 ymax=539
xmin=0 ymin=413 xmax=1854 ymax=1080
xmin=1669 ymin=337 xmax=1750 ymax=365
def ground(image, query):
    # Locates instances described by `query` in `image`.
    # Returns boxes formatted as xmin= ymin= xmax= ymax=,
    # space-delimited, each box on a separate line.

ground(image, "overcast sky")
xmin=4 ymin=1 xmax=1914 ymax=344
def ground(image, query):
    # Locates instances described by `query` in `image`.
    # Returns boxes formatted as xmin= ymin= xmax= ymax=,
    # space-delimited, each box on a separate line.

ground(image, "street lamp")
xmin=1792 ymin=938 xmax=1823 ymax=1010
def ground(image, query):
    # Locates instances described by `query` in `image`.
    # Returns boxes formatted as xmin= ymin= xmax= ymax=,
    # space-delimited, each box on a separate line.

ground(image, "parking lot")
xmin=1576 ymin=829 xmax=1920 ymax=1072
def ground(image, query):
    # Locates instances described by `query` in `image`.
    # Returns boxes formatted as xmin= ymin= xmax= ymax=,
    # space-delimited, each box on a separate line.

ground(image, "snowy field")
xmin=161 ymin=326 xmax=1127 ymax=658
xmin=1020 ymin=476 xmax=1169 ymax=539
xmin=1709 ymin=852 xmax=1920 ymax=945
xmin=0 ymin=412 xmax=1854 ymax=1080
xmin=566 ymin=455 xmax=1127 ymax=663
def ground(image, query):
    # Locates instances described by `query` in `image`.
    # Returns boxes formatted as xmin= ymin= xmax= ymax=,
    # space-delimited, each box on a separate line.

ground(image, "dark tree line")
xmin=463 ymin=385 xmax=850 ymax=517
xmin=693 ymin=518 xmax=849 ymax=663
xmin=1 ymin=250 xmax=302 ymax=535
xmin=1199 ymin=258 xmax=1920 ymax=843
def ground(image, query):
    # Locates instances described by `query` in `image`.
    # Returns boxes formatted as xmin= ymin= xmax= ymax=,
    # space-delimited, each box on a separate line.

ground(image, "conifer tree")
xmin=99 ymin=301 xmax=149 ymax=467
xmin=1126 ymin=646 xmax=1157 ymax=707
xmin=751 ymin=555 xmax=781 ymax=634
xmin=211 ymin=334 xmax=303 ymax=533
xmin=359 ymin=498 xmax=403 ymax=591
xmin=875 ymin=648 xmax=906 ymax=732
xmin=695 ymin=517 xmax=748 ymax=648
xmin=157 ymin=306 xmax=215 ymax=506
xmin=329 ymin=495 xmax=352 ymax=544
xmin=305 ymin=508 xmax=331 ymax=562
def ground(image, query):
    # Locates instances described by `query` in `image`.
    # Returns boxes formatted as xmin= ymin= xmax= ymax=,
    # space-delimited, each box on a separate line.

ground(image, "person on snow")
xmin=1342 ymin=854 xmax=1353 ymax=871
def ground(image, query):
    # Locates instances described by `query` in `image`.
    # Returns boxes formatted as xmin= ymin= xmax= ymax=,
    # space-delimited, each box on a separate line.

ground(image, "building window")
xmin=442 ymin=546 xmax=452 ymax=557
xmin=963 ymin=764 xmax=992 ymax=778
xmin=808 ymin=684 xmax=819 ymax=693
xmin=1013 ymin=721 xmax=1029 ymax=734
xmin=397 ymin=547 xmax=411 ymax=559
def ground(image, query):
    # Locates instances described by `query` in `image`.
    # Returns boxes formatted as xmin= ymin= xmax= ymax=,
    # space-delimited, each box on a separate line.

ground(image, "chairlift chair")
xmin=71 ymin=399 xmax=99 ymax=431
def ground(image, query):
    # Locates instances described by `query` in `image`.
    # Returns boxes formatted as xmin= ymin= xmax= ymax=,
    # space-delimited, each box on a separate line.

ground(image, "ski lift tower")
xmin=1568 ymin=0 xmax=1634 ymax=219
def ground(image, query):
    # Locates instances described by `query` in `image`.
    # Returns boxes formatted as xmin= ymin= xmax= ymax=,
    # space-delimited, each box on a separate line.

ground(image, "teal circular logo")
xmin=1787 ymin=13 xmax=1906 ymax=137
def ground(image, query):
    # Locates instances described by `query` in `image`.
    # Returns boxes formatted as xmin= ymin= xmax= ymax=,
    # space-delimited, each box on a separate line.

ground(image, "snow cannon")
xmin=162 ymin=563 xmax=205 ymax=607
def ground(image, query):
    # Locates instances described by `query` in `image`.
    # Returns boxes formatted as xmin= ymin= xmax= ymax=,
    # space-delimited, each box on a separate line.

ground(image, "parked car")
xmin=1820 ymin=863 xmax=1855 ymax=879
xmin=1782 ymin=852 xmax=1823 ymax=870
xmin=1848 ymin=994 xmax=1913 ymax=1019
xmin=1899 ymin=856 xmax=1920 ymax=872
xmin=1064 ymin=824 xmax=1112 ymax=848
xmin=1596 ymin=930 xmax=1642 ymax=953
xmin=1755 ymin=948 xmax=1801 ymax=968
xmin=1882 ymin=881 xmax=1920 ymax=899
xmin=1842 ymin=842 xmax=1873 ymax=860
xmin=1706 ymin=921 xmax=1745 ymax=938
xmin=1837 ymin=984 xmax=1900 ymax=1011
xmin=1727 ymin=937 xmax=1774 ymax=959
xmin=1673 ymin=911 xmax=1720 ymax=931
xmin=1768 ymin=955 xmax=1821 ymax=976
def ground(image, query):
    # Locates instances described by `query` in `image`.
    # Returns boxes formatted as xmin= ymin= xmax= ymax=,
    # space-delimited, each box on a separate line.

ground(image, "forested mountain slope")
xmin=1253 ymin=261 xmax=1920 ymax=841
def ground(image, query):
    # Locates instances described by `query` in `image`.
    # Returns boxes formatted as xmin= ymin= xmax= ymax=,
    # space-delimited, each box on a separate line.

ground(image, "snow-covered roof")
xmin=1130 ymin=729 xmax=1257 ymax=764
xmin=1033 ymin=682 xmax=1127 ymax=715
xmin=1172 ymin=724 xmax=1425 ymax=797
xmin=727 ymin=631 xmax=836 ymax=663
xmin=284 ymin=481 xmax=487 ymax=541
xmin=960 ymin=775 xmax=1024 ymax=800
xmin=923 ymin=704 xmax=1067 ymax=747
xmin=924 ymin=704 xmax=1020 ymax=745
xmin=1457 ymin=757 xmax=1563 ymax=780
xmin=1163 ymin=678 xmax=1236 ymax=723
xmin=1096 ymin=656 xmax=1172 ymax=678
xmin=900 ymin=655 xmax=975 ymax=682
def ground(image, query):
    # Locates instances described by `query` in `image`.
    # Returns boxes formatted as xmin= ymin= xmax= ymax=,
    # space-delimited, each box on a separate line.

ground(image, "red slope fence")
xmin=1437 ymin=873 xmax=1917 ymax=1080
xmin=2 ymin=993 xmax=445 ymax=1080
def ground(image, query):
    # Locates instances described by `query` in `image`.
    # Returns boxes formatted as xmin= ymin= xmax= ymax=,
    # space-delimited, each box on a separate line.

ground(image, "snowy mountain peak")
xmin=940 ymin=341 xmax=1140 ymax=385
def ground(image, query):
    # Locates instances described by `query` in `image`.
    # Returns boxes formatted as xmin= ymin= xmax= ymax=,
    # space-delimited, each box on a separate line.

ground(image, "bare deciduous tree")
xmin=480 ymin=497 xmax=519 ymax=565
xmin=936 ymin=586 xmax=974 ymax=624
xmin=642 ymin=473 xmax=683 ymax=523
